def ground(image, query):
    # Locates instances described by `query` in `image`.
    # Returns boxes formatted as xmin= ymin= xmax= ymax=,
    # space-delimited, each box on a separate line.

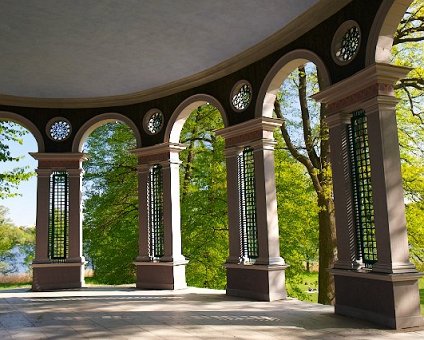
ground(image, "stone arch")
xmin=165 ymin=94 xmax=228 ymax=144
xmin=0 ymin=111 xmax=45 ymax=152
xmin=366 ymin=0 xmax=413 ymax=65
xmin=72 ymin=112 xmax=141 ymax=152
xmin=256 ymin=49 xmax=331 ymax=118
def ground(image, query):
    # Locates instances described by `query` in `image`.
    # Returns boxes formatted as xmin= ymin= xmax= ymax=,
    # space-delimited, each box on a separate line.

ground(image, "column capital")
xmin=362 ymin=95 xmax=399 ymax=115
xmin=35 ymin=168 xmax=52 ymax=177
xmin=131 ymin=142 xmax=186 ymax=164
xmin=67 ymin=168 xmax=84 ymax=177
xmin=216 ymin=117 xmax=282 ymax=148
xmin=250 ymin=138 xmax=277 ymax=151
xmin=313 ymin=63 xmax=411 ymax=115
xmin=325 ymin=112 xmax=351 ymax=129
xmin=30 ymin=152 xmax=87 ymax=169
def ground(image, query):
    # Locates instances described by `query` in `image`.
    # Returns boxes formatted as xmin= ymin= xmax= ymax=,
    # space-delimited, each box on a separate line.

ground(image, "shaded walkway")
xmin=1 ymin=287 xmax=423 ymax=339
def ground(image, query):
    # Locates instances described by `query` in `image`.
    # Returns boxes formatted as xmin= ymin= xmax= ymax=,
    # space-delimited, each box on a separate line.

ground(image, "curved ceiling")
xmin=0 ymin=0 xmax=348 ymax=102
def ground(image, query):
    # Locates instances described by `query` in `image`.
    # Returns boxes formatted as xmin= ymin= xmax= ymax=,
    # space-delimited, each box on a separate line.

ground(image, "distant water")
xmin=4 ymin=246 xmax=32 ymax=273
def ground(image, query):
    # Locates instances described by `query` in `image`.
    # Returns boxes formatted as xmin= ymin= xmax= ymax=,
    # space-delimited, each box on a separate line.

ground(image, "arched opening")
xmin=169 ymin=97 xmax=228 ymax=289
xmin=0 ymin=114 xmax=40 ymax=286
xmin=79 ymin=119 xmax=139 ymax=285
xmin=366 ymin=0 xmax=413 ymax=64
xmin=73 ymin=113 xmax=141 ymax=152
xmin=261 ymin=53 xmax=334 ymax=304
xmin=165 ymin=94 xmax=228 ymax=144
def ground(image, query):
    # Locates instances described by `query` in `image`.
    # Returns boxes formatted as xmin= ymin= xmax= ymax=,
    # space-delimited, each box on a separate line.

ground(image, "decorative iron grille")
xmin=347 ymin=110 xmax=377 ymax=268
xmin=238 ymin=147 xmax=259 ymax=260
xmin=147 ymin=164 xmax=164 ymax=259
xmin=48 ymin=171 xmax=69 ymax=261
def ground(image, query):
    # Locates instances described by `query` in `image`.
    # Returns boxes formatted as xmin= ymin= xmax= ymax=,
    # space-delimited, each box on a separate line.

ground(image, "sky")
xmin=0 ymin=131 xmax=37 ymax=226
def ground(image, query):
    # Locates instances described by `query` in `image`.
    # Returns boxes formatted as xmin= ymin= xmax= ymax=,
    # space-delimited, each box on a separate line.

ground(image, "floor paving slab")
xmin=0 ymin=286 xmax=423 ymax=339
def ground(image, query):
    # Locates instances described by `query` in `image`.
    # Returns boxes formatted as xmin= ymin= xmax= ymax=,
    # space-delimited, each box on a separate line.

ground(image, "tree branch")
xmin=298 ymin=66 xmax=321 ymax=169
xmin=274 ymin=98 xmax=322 ymax=193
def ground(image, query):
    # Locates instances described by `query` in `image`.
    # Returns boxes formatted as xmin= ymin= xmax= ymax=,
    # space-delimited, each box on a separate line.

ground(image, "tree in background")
xmin=0 ymin=205 xmax=34 ymax=274
xmin=0 ymin=121 xmax=35 ymax=274
xmin=391 ymin=0 xmax=424 ymax=271
xmin=179 ymin=104 xmax=228 ymax=289
xmin=0 ymin=121 xmax=33 ymax=199
xmin=274 ymin=63 xmax=335 ymax=305
xmin=82 ymin=122 xmax=138 ymax=284
xmin=274 ymin=132 xmax=319 ymax=299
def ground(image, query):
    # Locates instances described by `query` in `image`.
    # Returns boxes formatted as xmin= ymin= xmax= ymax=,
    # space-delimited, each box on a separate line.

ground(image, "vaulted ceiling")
xmin=0 ymin=0 xmax=347 ymax=100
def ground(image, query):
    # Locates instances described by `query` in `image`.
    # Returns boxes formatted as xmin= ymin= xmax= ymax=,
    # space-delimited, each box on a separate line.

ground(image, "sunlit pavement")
xmin=0 ymin=286 xmax=423 ymax=339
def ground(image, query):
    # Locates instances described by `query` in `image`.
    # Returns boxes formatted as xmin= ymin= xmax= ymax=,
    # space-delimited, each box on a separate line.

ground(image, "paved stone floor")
xmin=0 ymin=286 xmax=423 ymax=339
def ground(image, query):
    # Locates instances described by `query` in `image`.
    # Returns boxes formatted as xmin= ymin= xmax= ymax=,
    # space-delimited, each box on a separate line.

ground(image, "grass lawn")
xmin=288 ymin=271 xmax=319 ymax=303
xmin=0 ymin=282 xmax=31 ymax=289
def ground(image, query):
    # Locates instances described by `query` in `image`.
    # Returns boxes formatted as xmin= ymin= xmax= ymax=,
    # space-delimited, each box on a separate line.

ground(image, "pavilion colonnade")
xmin=0 ymin=0 xmax=422 ymax=329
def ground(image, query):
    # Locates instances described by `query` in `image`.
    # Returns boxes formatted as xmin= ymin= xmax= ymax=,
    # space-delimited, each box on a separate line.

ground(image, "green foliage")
xmin=82 ymin=122 xmax=138 ymax=284
xmin=274 ymin=133 xmax=319 ymax=300
xmin=179 ymin=104 xmax=228 ymax=289
xmin=288 ymin=271 xmax=318 ymax=303
xmin=392 ymin=0 xmax=424 ymax=271
xmin=0 ymin=283 xmax=31 ymax=289
xmin=406 ymin=202 xmax=424 ymax=271
xmin=0 ymin=121 xmax=34 ymax=199
xmin=0 ymin=206 xmax=35 ymax=274
xmin=275 ymin=62 xmax=336 ymax=305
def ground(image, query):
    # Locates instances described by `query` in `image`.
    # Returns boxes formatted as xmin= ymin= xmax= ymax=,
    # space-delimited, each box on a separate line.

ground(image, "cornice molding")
xmin=30 ymin=152 xmax=87 ymax=161
xmin=131 ymin=143 xmax=186 ymax=156
xmin=216 ymin=117 xmax=282 ymax=140
xmin=0 ymin=0 xmax=351 ymax=109
xmin=312 ymin=63 xmax=411 ymax=106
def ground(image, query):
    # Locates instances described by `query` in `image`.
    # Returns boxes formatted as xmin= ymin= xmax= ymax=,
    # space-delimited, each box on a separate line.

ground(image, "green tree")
xmin=391 ymin=0 xmax=424 ymax=271
xmin=0 ymin=121 xmax=33 ymax=199
xmin=82 ymin=122 xmax=138 ymax=284
xmin=274 ymin=63 xmax=335 ymax=305
xmin=274 ymin=132 xmax=319 ymax=299
xmin=179 ymin=104 xmax=228 ymax=289
xmin=0 ymin=205 xmax=35 ymax=274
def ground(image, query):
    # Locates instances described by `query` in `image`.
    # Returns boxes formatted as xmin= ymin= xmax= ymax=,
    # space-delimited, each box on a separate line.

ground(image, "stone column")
xmin=364 ymin=96 xmax=416 ymax=274
xmin=251 ymin=138 xmax=285 ymax=266
xmin=30 ymin=153 xmax=86 ymax=291
xmin=222 ymin=146 xmax=244 ymax=265
xmin=313 ymin=63 xmax=423 ymax=329
xmin=135 ymin=164 xmax=150 ymax=262
xmin=33 ymin=169 xmax=51 ymax=263
xmin=132 ymin=143 xmax=188 ymax=290
xmin=326 ymin=113 xmax=360 ymax=270
xmin=217 ymin=117 xmax=287 ymax=301
xmin=68 ymin=168 xmax=84 ymax=263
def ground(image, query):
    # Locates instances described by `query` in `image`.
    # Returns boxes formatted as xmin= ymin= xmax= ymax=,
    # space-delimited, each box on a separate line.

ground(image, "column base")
xmin=32 ymin=262 xmax=85 ymax=291
xmin=225 ymin=263 xmax=288 ymax=301
xmin=332 ymin=269 xmax=424 ymax=329
xmin=134 ymin=260 xmax=188 ymax=290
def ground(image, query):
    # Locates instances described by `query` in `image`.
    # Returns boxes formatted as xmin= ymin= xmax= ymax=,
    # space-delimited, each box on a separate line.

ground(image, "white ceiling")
xmin=0 ymin=0 xmax=319 ymax=99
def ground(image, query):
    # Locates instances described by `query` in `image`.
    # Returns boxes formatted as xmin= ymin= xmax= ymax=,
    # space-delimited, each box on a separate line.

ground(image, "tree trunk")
xmin=274 ymin=66 xmax=337 ymax=305
xmin=317 ymin=193 xmax=337 ymax=305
